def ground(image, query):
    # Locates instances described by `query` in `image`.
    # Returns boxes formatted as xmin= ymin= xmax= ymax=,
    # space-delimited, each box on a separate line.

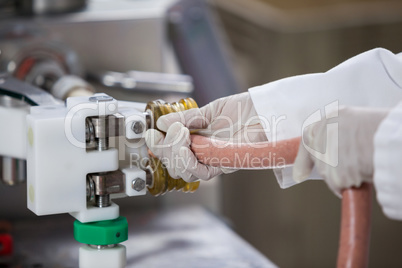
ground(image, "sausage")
xmin=190 ymin=135 xmax=301 ymax=169
xmin=189 ymin=135 xmax=372 ymax=267
xmin=337 ymin=183 xmax=372 ymax=268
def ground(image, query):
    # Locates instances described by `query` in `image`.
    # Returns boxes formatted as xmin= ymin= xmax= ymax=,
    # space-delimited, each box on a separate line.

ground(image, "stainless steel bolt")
xmin=89 ymin=95 xmax=113 ymax=102
xmin=132 ymin=178 xmax=145 ymax=192
xmin=132 ymin=121 xmax=144 ymax=134
xmin=86 ymin=177 xmax=95 ymax=202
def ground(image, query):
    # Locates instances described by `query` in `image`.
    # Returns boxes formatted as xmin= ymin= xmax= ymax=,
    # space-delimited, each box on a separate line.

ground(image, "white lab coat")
xmin=248 ymin=48 xmax=402 ymax=188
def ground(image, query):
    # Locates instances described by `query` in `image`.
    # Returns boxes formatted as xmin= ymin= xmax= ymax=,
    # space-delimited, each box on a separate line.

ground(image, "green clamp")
xmin=74 ymin=216 xmax=128 ymax=245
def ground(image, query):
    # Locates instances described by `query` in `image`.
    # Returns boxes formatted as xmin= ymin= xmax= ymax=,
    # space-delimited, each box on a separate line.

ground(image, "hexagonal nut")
xmin=131 ymin=121 xmax=145 ymax=134
xmin=132 ymin=178 xmax=145 ymax=192
xmin=74 ymin=216 xmax=128 ymax=245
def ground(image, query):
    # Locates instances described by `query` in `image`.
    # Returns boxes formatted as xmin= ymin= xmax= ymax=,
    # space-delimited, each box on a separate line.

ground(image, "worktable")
xmin=8 ymin=206 xmax=277 ymax=267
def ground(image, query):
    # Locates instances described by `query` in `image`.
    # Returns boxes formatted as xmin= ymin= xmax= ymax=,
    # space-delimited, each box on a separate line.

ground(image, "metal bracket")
xmin=86 ymin=113 xmax=125 ymax=151
xmin=87 ymin=171 xmax=126 ymax=208
xmin=0 ymin=73 xmax=58 ymax=106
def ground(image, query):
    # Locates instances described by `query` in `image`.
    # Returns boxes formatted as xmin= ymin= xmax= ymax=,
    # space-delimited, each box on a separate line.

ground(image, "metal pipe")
xmin=0 ymin=156 xmax=26 ymax=185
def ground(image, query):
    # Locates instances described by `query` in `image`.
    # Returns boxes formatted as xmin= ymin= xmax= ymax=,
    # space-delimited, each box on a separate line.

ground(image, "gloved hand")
xmin=145 ymin=122 xmax=223 ymax=182
xmin=373 ymin=104 xmax=402 ymax=220
xmin=293 ymin=106 xmax=388 ymax=197
xmin=145 ymin=92 xmax=268 ymax=182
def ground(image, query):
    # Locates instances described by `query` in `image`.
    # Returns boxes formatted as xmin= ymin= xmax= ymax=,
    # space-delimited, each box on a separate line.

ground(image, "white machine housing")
xmin=27 ymin=93 xmax=149 ymax=222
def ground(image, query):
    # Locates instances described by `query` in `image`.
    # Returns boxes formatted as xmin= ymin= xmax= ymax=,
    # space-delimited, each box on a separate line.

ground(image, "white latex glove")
xmin=293 ymin=106 xmax=388 ymax=197
xmin=145 ymin=122 xmax=223 ymax=182
xmin=145 ymin=92 xmax=268 ymax=181
xmin=157 ymin=92 xmax=267 ymax=143
xmin=374 ymin=103 xmax=402 ymax=220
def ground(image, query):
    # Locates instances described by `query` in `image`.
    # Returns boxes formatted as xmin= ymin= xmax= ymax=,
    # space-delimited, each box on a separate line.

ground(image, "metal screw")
xmin=144 ymin=111 xmax=152 ymax=130
xmin=132 ymin=121 xmax=144 ymax=134
xmin=86 ymin=177 xmax=95 ymax=202
xmin=95 ymin=194 xmax=111 ymax=208
xmin=89 ymin=95 xmax=113 ymax=102
xmin=132 ymin=178 xmax=145 ymax=192
xmin=145 ymin=166 xmax=153 ymax=187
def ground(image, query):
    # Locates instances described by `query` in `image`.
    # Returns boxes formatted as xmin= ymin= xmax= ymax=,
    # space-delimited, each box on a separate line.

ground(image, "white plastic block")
xmin=79 ymin=244 xmax=126 ymax=268
xmin=122 ymin=167 xmax=147 ymax=197
xmin=27 ymin=95 xmax=151 ymax=222
xmin=117 ymin=136 xmax=149 ymax=170
xmin=0 ymin=105 xmax=29 ymax=159
xmin=70 ymin=203 xmax=119 ymax=223
xmin=27 ymin=96 xmax=119 ymax=221
xmin=118 ymin=101 xmax=147 ymax=140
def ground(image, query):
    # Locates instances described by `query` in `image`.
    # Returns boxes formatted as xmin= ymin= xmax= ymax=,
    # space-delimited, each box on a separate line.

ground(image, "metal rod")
xmin=0 ymin=156 xmax=27 ymax=185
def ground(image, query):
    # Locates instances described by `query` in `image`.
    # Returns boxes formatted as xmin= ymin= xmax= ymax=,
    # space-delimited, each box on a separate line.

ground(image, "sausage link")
xmin=337 ymin=184 xmax=372 ymax=268
xmin=190 ymin=135 xmax=300 ymax=168
xmin=190 ymin=135 xmax=372 ymax=267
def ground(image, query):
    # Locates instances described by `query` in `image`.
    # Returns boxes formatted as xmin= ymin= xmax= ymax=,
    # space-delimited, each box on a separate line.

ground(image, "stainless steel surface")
xmin=85 ymin=117 xmax=95 ymax=145
xmin=86 ymin=177 xmax=95 ymax=202
xmin=2 ymin=1 xmax=181 ymax=75
xmin=0 ymin=89 xmax=29 ymax=186
xmin=88 ymin=244 xmax=117 ymax=250
xmin=144 ymin=110 xmax=153 ymax=130
xmin=23 ymin=60 xmax=64 ymax=91
xmin=0 ymin=74 xmax=58 ymax=106
xmin=8 ymin=206 xmax=277 ymax=267
xmin=132 ymin=178 xmax=146 ymax=192
xmin=108 ymin=113 xmax=125 ymax=137
xmin=92 ymin=116 xmax=109 ymax=151
xmin=16 ymin=0 xmax=86 ymax=15
xmin=96 ymin=137 xmax=109 ymax=151
xmin=90 ymin=171 xmax=126 ymax=196
xmin=145 ymin=166 xmax=153 ymax=186
xmin=92 ymin=117 xmax=108 ymax=139
xmin=0 ymin=156 xmax=26 ymax=185
xmin=0 ymin=30 xmax=84 ymax=93
xmin=88 ymin=170 xmax=126 ymax=207
xmin=0 ymin=95 xmax=28 ymax=108
xmin=86 ymin=111 xmax=125 ymax=151
xmin=99 ymin=70 xmax=194 ymax=94
xmin=89 ymin=95 xmax=114 ymax=103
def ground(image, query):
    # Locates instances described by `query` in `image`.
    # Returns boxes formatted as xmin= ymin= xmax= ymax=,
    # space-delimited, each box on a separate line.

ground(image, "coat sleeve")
xmin=248 ymin=48 xmax=402 ymax=188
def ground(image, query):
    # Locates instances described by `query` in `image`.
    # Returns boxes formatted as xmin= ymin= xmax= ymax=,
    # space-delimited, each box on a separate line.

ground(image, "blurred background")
xmin=214 ymin=0 xmax=402 ymax=267
xmin=1 ymin=0 xmax=402 ymax=267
